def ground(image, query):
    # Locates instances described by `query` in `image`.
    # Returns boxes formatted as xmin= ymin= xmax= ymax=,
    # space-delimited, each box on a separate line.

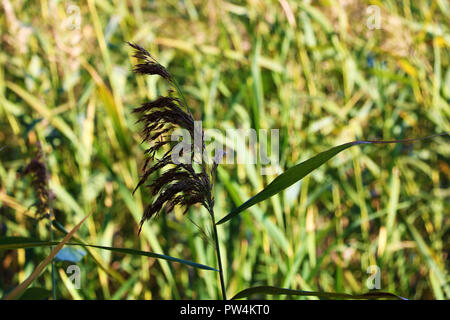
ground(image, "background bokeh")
xmin=0 ymin=0 xmax=449 ymax=299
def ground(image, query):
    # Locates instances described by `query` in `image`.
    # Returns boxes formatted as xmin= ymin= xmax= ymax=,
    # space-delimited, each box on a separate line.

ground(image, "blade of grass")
xmin=18 ymin=287 xmax=51 ymax=300
xmin=5 ymin=81 xmax=80 ymax=147
xmin=217 ymin=133 xmax=449 ymax=225
xmin=401 ymin=217 xmax=450 ymax=298
xmin=110 ymin=273 xmax=140 ymax=300
xmin=231 ymin=286 xmax=407 ymax=300
xmin=0 ymin=237 xmax=218 ymax=272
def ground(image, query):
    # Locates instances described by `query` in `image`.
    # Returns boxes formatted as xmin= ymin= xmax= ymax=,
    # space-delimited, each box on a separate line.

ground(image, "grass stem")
xmin=211 ymin=212 xmax=227 ymax=300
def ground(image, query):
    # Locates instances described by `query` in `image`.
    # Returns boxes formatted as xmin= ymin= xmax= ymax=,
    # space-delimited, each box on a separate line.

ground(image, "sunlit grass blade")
xmin=5 ymin=81 xmax=80 ymax=148
xmin=111 ymin=273 xmax=140 ymax=300
xmin=231 ymin=286 xmax=407 ymax=300
xmin=401 ymin=217 xmax=450 ymax=298
xmin=0 ymin=237 xmax=218 ymax=272
xmin=217 ymin=133 xmax=449 ymax=225
xmin=216 ymin=142 xmax=355 ymax=225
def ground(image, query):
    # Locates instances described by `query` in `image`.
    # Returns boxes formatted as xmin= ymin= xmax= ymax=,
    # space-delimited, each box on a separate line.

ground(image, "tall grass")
xmin=0 ymin=0 xmax=449 ymax=299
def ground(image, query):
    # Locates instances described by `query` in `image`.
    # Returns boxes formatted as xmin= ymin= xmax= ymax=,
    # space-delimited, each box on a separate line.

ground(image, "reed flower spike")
xmin=21 ymin=142 xmax=52 ymax=220
xmin=128 ymin=42 xmax=217 ymax=233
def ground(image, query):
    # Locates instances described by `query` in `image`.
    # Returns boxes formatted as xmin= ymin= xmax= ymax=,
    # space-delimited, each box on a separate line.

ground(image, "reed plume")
xmin=128 ymin=42 xmax=215 ymax=233
xmin=21 ymin=142 xmax=52 ymax=220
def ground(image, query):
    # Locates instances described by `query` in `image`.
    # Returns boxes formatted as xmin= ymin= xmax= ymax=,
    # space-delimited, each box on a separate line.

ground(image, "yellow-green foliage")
xmin=0 ymin=0 xmax=449 ymax=299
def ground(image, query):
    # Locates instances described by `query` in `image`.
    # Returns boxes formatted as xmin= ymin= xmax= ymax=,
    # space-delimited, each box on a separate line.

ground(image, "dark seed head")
xmin=21 ymin=143 xmax=51 ymax=220
xmin=128 ymin=42 xmax=172 ymax=81
xmin=129 ymin=43 xmax=216 ymax=233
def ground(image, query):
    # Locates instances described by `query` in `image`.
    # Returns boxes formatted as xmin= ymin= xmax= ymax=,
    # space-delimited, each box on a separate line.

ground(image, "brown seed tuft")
xmin=129 ymin=43 xmax=216 ymax=234
xmin=21 ymin=143 xmax=52 ymax=220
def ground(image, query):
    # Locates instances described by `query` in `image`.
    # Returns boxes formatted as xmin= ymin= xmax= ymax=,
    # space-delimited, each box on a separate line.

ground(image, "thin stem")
xmin=49 ymin=216 xmax=56 ymax=300
xmin=171 ymin=77 xmax=193 ymax=116
xmin=211 ymin=212 xmax=227 ymax=300
xmin=43 ymin=148 xmax=56 ymax=301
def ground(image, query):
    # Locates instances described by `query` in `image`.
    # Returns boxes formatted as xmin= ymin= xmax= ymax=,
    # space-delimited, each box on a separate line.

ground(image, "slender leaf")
xmin=217 ymin=134 xmax=449 ymax=225
xmin=0 ymin=237 xmax=217 ymax=272
xmin=217 ymin=142 xmax=355 ymax=225
xmin=231 ymin=286 xmax=407 ymax=300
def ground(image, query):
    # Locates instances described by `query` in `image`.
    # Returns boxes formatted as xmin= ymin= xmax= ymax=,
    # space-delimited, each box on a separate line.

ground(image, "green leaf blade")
xmin=0 ymin=237 xmax=217 ymax=272
xmin=217 ymin=133 xmax=448 ymax=225
xmin=217 ymin=142 xmax=356 ymax=225
xmin=231 ymin=286 xmax=407 ymax=300
xmin=18 ymin=287 xmax=52 ymax=300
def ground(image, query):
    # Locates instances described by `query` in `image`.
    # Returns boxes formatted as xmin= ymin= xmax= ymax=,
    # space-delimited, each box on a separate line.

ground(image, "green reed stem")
xmin=211 ymin=212 xmax=227 ymax=300
xmin=44 ymin=149 xmax=56 ymax=300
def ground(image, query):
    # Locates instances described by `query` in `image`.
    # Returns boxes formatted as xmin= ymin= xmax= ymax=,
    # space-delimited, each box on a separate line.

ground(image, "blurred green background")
xmin=0 ymin=0 xmax=449 ymax=299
